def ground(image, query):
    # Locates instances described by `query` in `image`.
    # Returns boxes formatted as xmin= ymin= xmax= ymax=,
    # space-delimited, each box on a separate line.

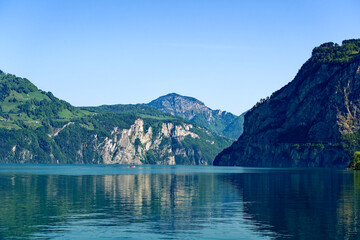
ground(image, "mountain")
xmin=0 ymin=71 xmax=232 ymax=164
xmin=147 ymin=93 xmax=244 ymax=139
xmin=222 ymin=112 xmax=246 ymax=139
xmin=214 ymin=39 xmax=360 ymax=168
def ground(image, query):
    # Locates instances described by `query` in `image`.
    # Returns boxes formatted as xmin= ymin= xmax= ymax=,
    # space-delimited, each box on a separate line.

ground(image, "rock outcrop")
xmin=99 ymin=119 xmax=201 ymax=165
xmin=0 ymin=70 xmax=232 ymax=165
xmin=214 ymin=39 xmax=360 ymax=168
xmin=2 ymin=115 xmax=231 ymax=165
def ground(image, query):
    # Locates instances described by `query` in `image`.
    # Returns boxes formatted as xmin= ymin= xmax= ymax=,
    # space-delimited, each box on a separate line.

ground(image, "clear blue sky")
xmin=0 ymin=0 xmax=359 ymax=115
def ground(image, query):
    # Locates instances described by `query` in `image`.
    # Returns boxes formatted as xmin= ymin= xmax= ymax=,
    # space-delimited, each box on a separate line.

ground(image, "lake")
xmin=0 ymin=165 xmax=359 ymax=240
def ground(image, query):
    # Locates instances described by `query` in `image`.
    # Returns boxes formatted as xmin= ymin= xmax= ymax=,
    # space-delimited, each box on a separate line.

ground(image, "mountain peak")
xmin=163 ymin=92 xmax=181 ymax=97
xmin=147 ymin=93 xmax=207 ymax=118
xmin=154 ymin=93 xmax=206 ymax=106
xmin=147 ymin=93 xmax=244 ymax=139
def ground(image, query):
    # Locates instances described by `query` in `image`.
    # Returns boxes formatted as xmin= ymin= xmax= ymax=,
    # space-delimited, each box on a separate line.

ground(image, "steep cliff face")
xmin=0 ymin=70 xmax=232 ymax=165
xmin=2 ymin=116 xmax=230 ymax=165
xmin=99 ymin=119 xmax=207 ymax=165
xmin=214 ymin=39 xmax=360 ymax=168
xmin=148 ymin=93 xmax=244 ymax=139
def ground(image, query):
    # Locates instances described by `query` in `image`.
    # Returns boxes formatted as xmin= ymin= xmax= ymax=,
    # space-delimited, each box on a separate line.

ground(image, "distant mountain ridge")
xmin=214 ymin=39 xmax=360 ymax=168
xmin=147 ymin=93 xmax=244 ymax=139
xmin=147 ymin=93 xmax=209 ymax=119
xmin=0 ymin=71 xmax=232 ymax=165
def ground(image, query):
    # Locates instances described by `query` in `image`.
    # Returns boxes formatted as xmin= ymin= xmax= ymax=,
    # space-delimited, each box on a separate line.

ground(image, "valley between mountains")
xmin=0 ymin=75 xmax=242 ymax=165
xmin=1 ymin=39 xmax=360 ymax=168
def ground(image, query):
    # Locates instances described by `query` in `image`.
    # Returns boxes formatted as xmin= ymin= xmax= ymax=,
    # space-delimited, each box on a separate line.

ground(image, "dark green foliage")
xmin=349 ymin=152 xmax=360 ymax=170
xmin=82 ymin=104 xmax=182 ymax=138
xmin=177 ymin=128 xmax=232 ymax=165
xmin=0 ymin=70 xmax=84 ymax=129
xmin=0 ymin=84 xmax=10 ymax=101
xmin=54 ymin=123 xmax=96 ymax=164
xmin=252 ymin=97 xmax=270 ymax=110
xmin=81 ymin=104 xmax=174 ymax=120
xmin=143 ymin=150 xmax=158 ymax=164
xmin=159 ymin=137 xmax=171 ymax=148
xmin=0 ymin=69 xmax=233 ymax=165
xmin=190 ymin=110 xmax=241 ymax=139
xmin=291 ymin=143 xmax=325 ymax=151
xmin=0 ymin=72 xmax=37 ymax=94
xmin=0 ymin=70 xmax=104 ymax=163
xmin=311 ymin=39 xmax=360 ymax=65
xmin=340 ymin=131 xmax=360 ymax=169
xmin=134 ymin=138 xmax=142 ymax=154
xmin=92 ymin=113 xmax=136 ymax=132
xmin=249 ymin=39 xmax=360 ymax=115
xmin=341 ymin=131 xmax=360 ymax=156
xmin=86 ymin=94 xmax=244 ymax=140
xmin=0 ymin=128 xmax=55 ymax=163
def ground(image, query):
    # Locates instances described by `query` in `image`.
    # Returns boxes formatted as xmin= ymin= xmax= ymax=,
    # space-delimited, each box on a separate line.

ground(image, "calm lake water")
xmin=0 ymin=165 xmax=359 ymax=240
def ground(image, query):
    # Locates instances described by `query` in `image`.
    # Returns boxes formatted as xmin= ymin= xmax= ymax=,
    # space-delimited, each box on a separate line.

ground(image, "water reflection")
xmin=336 ymin=172 xmax=360 ymax=240
xmin=0 ymin=167 xmax=359 ymax=239
xmin=0 ymin=171 xmax=275 ymax=239
xmin=222 ymin=170 xmax=360 ymax=240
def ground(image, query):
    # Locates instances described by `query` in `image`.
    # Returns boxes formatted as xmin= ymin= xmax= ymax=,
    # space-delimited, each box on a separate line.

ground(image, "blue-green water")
xmin=0 ymin=165 xmax=359 ymax=240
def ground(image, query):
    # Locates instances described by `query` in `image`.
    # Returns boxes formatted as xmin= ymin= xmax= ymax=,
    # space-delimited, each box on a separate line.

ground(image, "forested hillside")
xmin=0 ymin=71 xmax=232 ymax=164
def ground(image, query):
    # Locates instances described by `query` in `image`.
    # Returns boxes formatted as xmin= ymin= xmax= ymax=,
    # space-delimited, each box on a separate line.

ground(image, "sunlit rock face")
xmin=100 ymin=119 xmax=202 ymax=165
xmin=215 ymin=40 xmax=360 ymax=168
xmin=0 ymin=69 xmax=232 ymax=165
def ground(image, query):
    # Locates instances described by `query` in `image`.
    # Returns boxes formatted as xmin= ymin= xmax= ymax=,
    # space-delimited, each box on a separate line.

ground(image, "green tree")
xmin=349 ymin=152 xmax=360 ymax=170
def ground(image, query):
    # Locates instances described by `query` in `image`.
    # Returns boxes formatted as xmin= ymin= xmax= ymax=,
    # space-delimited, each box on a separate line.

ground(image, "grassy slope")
xmin=0 ymin=70 xmax=92 ymax=130
xmin=0 ymin=70 xmax=232 ymax=164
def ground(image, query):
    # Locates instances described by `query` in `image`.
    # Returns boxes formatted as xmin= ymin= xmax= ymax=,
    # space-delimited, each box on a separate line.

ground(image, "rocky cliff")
xmin=0 ymin=71 xmax=232 ymax=165
xmin=148 ymin=93 xmax=244 ymax=139
xmin=100 ymin=119 xmax=206 ymax=165
xmin=214 ymin=39 xmax=360 ymax=168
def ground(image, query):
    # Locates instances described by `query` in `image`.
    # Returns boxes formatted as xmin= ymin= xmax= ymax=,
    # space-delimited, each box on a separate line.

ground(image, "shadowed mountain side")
xmin=214 ymin=39 xmax=360 ymax=168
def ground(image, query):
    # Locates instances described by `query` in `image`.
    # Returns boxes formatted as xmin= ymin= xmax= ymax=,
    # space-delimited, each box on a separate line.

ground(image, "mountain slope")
xmin=214 ymin=39 xmax=360 ymax=168
xmin=81 ymin=104 xmax=176 ymax=120
xmin=0 ymin=71 xmax=232 ymax=165
xmin=147 ymin=93 xmax=244 ymax=139
xmin=0 ymin=70 xmax=89 ymax=129
xmin=222 ymin=112 xmax=246 ymax=139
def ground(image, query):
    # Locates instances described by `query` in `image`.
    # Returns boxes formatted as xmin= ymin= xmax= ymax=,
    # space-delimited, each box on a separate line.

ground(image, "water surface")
xmin=0 ymin=165 xmax=359 ymax=239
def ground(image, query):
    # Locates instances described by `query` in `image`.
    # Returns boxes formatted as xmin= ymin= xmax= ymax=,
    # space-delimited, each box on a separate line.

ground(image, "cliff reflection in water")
xmin=336 ymin=172 xmax=360 ymax=239
xmin=101 ymin=173 xmax=237 ymax=229
xmin=222 ymin=170 xmax=360 ymax=240
xmin=0 ymin=171 xmax=264 ymax=239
